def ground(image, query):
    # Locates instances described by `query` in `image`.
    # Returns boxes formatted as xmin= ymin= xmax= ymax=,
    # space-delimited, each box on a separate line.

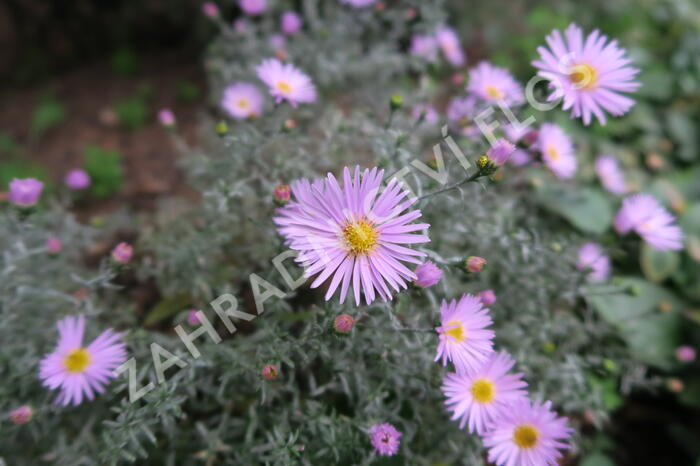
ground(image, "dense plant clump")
xmin=2 ymin=1 xmax=700 ymax=465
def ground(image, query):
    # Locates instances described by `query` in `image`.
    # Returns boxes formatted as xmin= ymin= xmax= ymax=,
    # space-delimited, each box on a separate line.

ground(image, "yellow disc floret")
xmin=444 ymin=320 xmax=466 ymax=343
xmin=276 ymin=81 xmax=293 ymax=93
xmin=568 ymin=63 xmax=598 ymax=90
xmin=64 ymin=348 xmax=91 ymax=373
xmin=470 ymin=378 xmax=496 ymax=403
xmin=513 ymin=424 xmax=540 ymax=449
xmin=342 ymin=219 xmax=379 ymax=255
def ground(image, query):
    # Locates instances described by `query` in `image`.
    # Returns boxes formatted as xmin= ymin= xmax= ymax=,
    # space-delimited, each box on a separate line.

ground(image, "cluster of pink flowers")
xmin=434 ymin=295 xmax=572 ymax=465
xmin=410 ymin=25 xmax=465 ymax=67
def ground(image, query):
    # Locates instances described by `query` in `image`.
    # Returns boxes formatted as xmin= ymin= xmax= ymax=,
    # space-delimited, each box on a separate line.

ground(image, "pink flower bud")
xmin=487 ymin=138 xmax=516 ymax=165
xmin=187 ymin=310 xmax=202 ymax=325
xmin=478 ymin=289 xmax=497 ymax=306
xmin=64 ymin=169 xmax=91 ymax=190
xmin=158 ymin=109 xmax=176 ymax=127
xmin=466 ymin=256 xmax=487 ymax=273
xmin=9 ymin=405 xmax=33 ymax=425
xmin=334 ymin=314 xmax=356 ymax=333
xmin=111 ymin=242 xmax=133 ymax=264
xmin=261 ymin=364 xmax=279 ymax=381
xmin=240 ymin=0 xmax=266 ymax=15
xmin=46 ymin=237 xmax=63 ymax=254
xmin=281 ymin=11 xmax=302 ymax=35
xmin=274 ymin=185 xmax=291 ymax=203
xmin=414 ymin=261 xmax=442 ymax=288
xmin=676 ymin=346 xmax=696 ymax=363
xmin=202 ymin=2 xmax=220 ymax=19
xmin=8 ymin=178 xmax=44 ymax=207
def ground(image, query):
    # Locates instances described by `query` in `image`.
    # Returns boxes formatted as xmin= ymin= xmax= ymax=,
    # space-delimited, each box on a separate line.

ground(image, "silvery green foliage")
xmin=2 ymin=2 xmax=650 ymax=465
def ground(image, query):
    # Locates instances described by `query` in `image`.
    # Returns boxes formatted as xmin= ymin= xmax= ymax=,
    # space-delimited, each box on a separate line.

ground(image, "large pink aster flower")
xmin=222 ymin=82 xmax=264 ymax=119
xmin=537 ymin=123 xmax=577 ymax=179
xmin=615 ymin=194 xmax=683 ymax=251
xmin=483 ymin=399 xmax=572 ymax=466
xmin=532 ymin=23 xmax=640 ymax=125
xmin=274 ymin=167 xmax=430 ymax=306
xmin=435 ymin=294 xmax=495 ymax=373
xmin=442 ymin=351 xmax=528 ymax=434
xmin=256 ymin=58 xmax=316 ymax=107
xmin=467 ymin=61 xmax=524 ymax=107
xmin=39 ymin=315 xmax=127 ymax=406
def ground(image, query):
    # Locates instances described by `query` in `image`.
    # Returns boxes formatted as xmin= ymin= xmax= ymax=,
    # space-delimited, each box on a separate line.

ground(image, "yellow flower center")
xmin=444 ymin=320 xmax=466 ymax=342
xmin=470 ymin=378 xmax=496 ymax=403
xmin=276 ymin=81 xmax=293 ymax=93
xmin=546 ymin=145 xmax=560 ymax=161
xmin=342 ymin=219 xmax=379 ymax=255
xmin=568 ymin=63 xmax=598 ymax=90
xmin=513 ymin=424 xmax=540 ymax=449
xmin=485 ymin=85 xmax=504 ymax=100
xmin=64 ymin=348 xmax=91 ymax=373
xmin=237 ymin=98 xmax=250 ymax=109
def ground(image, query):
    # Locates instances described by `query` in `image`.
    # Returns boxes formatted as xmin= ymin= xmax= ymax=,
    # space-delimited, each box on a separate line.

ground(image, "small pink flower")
xmin=239 ymin=0 xmax=266 ymax=15
xmin=410 ymin=34 xmax=438 ymax=62
xmin=221 ymin=82 xmax=264 ymax=119
xmin=8 ymin=178 xmax=44 ymax=207
xmin=333 ymin=314 xmax=356 ymax=333
xmin=202 ymin=2 xmax=219 ymax=18
xmin=369 ymin=423 xmax=402 ymax=456
xmin=487 ymin=138 xmax=516 ymax=165
xmin=9 ymin=405 xmax=33 ymax=425
xmin=615 ymin=194 xmax=683 ymax=251
xmin=466 ymin=256 xmax=487 ymax=273
xmin=436 ymin=25 xmax=465 ymax=67
xmin=46 ymin=237 xmax=63 ymax=255
xmin=158 ymin=109 xmax=176 ymax=127
xmin=273 ymin=184 xmax=291 ymax=203
xmin=412 ymin=104 xmax=439 ymax=124
xmin=478 ymin=289 xmax=496 ymax=306
xmin=676 ymin=346 xmax=696 ymax=363
xmin=414 ymin=261 xmax=442 ymax=288
xmin=261 ymin=364 xmax=279 ymax=380
xmin=577 ymin=242 xmax=611 ymax=282
xmin=256 ymin=58 xmax=316 ymax=107
xmin=111 ymin=242 xmax=133 ymax=264
xmin=281 ymin=11 xmax=302 ymax=35
xmin=64 ymin=169 xmax=91 ymax=190
xmin=187 ymin=310 xmax=202 ymax=325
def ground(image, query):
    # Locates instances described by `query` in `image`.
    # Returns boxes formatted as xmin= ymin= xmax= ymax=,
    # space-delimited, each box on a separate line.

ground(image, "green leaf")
xmin=84 ymin=145 xmax=123 ymax=198
xmin=536 ymin=185 xmax=613 ymax=234
xmin=587 ymin=375 xmax=623 ymax=411
xmin=640 ymin=243 xmax=680 ymax=282
xmin=31 ymin=98 xmax=66 ymax=137
xmin=144 ymin=293 xmax=192 ymax=327
xmin=585 ymin=277 xmax=683 ymax=370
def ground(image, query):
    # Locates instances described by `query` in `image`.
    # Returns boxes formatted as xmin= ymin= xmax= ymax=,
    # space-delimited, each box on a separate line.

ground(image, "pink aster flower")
xmin=414 ymin=261 xmax=442 ymax=288
xmin=488 ymin=138 xmax=516 ymax=165
xmin=239 ymin=0 xmax=266 ymax=15
xmin=483 ymin=399 xmax=572 ymax=466
xmin=274 ymin=167 xmax=430 ymax=305
xmin=478 ymin=289 xmax=497 ymax=306
xmin=64 ymin=168 xmax=91 ymax=190
xmin=447 ymin=96 xmax=478 ymax=124
xmin=39 ymin=315 xmax=127 ymax=406
xmin=537 ymin=123 xmax=577 ymax=179
xmin=410 ymin=34 xmax=439 ymax=62
xmin=334 ymin=313 xmax=356 ymax=333
xmin=187 ymin=310 xmax=202 ymax=325
xmin=46 ymin=237 xmax=63 ymax=254
xmin=467 ymin=61 xmax=524 ymax=106
xmin=222 ymin=82 xmax=264 ymax=119
xmin=442 ymin=351 xmax=528 ymax=434
xmin=201 ymin=2 xmax=219 ymax=19
xmin=8 ymin=178 xmax=44 ymax=207
xmin=340 ymin=0 xmax=376 ymax=8
xmin=615 ymin=194 xmax=683 ymax=251
xmin=261 ymin=364 xmax=279 ymax=380
xmin=111 ymin=242 xmax=133 ymax=264
xmin=256 ymin=58 xmax=316 ymax=107
xmin=436 ymin=26 xmax=465 ymax=67
xmin=595 ymin=156 xmax=627 ymax=195
xmin=158 ymin=108 xmax=176 ymax=127
xmin=435 ymin=294 xmax=495 ymax=373
xmin=281 ymin=11 xmax=302 ymax=35
xmin=532 ymin=23 xmax=640 ymax=125
xmin=369 ymin=423 xmax=402 ymax=456
xmin=577 ymin=242 xmax=611 ymax=282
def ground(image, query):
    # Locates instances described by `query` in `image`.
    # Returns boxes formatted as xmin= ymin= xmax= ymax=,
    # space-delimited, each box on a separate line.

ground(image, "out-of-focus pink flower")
xmin=8 ymin=178 xmax=44 ymax=207
xmin=414 ymin=261 xmax=442 ymax=288
xmin=46 ymin=237 xmax=63 ymax=255
xmin=240 ymin=0 xmax=266 ymax=15
xmin=202 ymin=2 xmax=220 ymax=18
xmin=64 ymin=169 xmax=91 ymax=190
xmin=466 ymin=256 xmax=487 ymax=273
xmin=281 ymin=11 xmax=302 ymax=35
xmin=436 ymin=25 xmax=465 ymax=67
xmin=488 ymin=138 xmax=516 ymax=165
xmin=111 ymin=242 xmax=133 ymax=264
xmin=676 ymin=346 xmax=696 ymax=363
xmin=187 ymin=310 xmax=202 ymax=325
xmin=158 ymin=108 xmax=176 ymax=127
xmin=9 ymin=406 xmax=33 ymax=425
xmin=261 ymin=364 xmax=279 ymax=380
xmin=369 ymin=423 xmax=402 ymax=456
xmin=478 ymin=289 xmax=497 ymax=306
xmin=274 ymin=184 xmax=291 ymax=203
xmin=333 ymin=314 xmax=356 ymax=333
xmin=614 ymin=194 xmax=683 ymax=251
